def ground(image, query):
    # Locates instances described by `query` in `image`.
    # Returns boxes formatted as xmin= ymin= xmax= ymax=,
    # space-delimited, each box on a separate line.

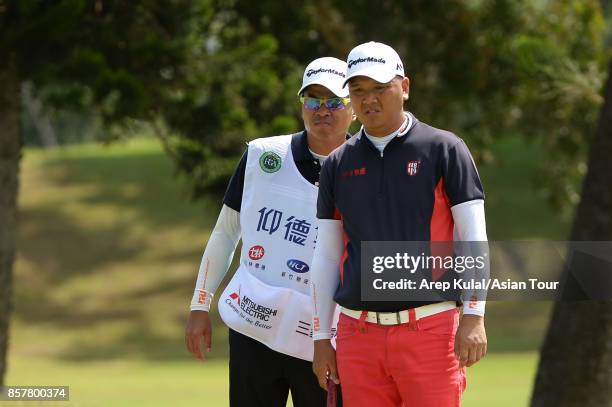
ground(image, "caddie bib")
xmin=218 ymin=134 xmax=338 ymax=361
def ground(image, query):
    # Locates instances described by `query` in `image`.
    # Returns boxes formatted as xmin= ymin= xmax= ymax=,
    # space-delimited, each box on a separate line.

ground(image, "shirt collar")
xmin=357 ymin=111 xmax=416 ymax=140
xmin=291 ymin=131 xmax=314 ymax=162
xmin=292 ymin=130 xmax=352 ymax=162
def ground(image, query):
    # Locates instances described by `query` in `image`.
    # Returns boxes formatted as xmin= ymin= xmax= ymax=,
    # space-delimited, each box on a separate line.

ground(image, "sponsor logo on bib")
xmin=226 ymin=293 xmax=278 ymax=323
xmin=256 ymin=207 xmax=313 ymax=246
xmin=259 ymin=151 xmax=282 ymax=173
xmin=229 ymin=286 xmax=241 ymax=305
xmin=248 ymin=245 xmax=265 ymax=260
xmin=287 ymin=259 xmax=309 ymax=273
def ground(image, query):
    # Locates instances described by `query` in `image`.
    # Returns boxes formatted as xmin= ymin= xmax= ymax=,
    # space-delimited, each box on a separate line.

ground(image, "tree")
xmin=0 ymin=53 xmax=20 ymax=389
xmin=165 ymin=0 xmax=606 ymax=211
xmin=530 ymin=60 xmax=612 ymax=407
xmin=0 ymin=0 xmax=202 ymax=385
xmin=0 ymin=0 xmax=319 ymax=385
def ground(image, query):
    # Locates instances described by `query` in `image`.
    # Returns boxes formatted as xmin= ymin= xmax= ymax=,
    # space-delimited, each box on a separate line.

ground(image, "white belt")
xmin=341 ymin=301 xmax=457 ymax=326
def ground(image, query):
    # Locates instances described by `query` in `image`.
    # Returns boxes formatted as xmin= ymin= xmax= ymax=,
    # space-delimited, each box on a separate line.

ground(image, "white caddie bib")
xmin=218 ymin=134 xmax=338 ymax=361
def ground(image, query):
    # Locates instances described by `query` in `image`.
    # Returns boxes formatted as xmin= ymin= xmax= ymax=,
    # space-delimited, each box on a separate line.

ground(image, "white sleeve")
xmin=190 ymin=204 xmax=241 ymax=312
xmin=451 ymin=199 xmax=488 ymax=316
xmin=310 ymin=219 xmax=344 ymax=340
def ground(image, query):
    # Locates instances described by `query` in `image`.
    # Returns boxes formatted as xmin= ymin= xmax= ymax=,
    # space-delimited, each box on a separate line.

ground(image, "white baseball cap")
xmin=297 ymin=57 xmax=349 ymax=97
xmin=343 ymin=41 xmax=405 ymax=87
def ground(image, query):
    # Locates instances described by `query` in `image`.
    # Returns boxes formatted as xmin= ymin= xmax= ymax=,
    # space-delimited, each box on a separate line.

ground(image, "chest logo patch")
xmin=407 ymin=160 xmax=421 ymax=176
xmin=341 ymin=167 xmax=367 ymax=177
xmin=259 ymin=151 xmax=282 ymax=173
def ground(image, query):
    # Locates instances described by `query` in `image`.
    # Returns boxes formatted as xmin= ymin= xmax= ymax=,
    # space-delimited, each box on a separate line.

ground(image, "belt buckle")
xmin=375 ymin=312 xmax=402 ymax=325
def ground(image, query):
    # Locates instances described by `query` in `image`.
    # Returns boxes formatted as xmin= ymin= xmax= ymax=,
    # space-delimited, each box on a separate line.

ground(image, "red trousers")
xmin=336 ymin=308 xmax=466 ymax=407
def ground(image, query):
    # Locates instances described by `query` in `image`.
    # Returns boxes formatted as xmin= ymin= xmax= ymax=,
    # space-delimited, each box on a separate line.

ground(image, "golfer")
xmin=310 ymin=41 xmax=488 ymax=407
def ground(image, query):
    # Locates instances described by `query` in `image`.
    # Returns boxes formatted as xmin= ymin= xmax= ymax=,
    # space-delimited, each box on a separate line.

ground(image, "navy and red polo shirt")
xmin=317 ymin=113 xmax=485 ymax=312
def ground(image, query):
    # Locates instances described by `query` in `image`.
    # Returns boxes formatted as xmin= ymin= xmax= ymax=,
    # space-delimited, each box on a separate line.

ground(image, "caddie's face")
xmin=301 ymin=84 xmax=353 ymax=140
xmin=348 ymin=76 xmax=409 ymax=136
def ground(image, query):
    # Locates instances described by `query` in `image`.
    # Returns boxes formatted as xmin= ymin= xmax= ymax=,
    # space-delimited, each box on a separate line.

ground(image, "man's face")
xmin=347 ymin=76 xmax=409 ymax=136
xmin=301 ymin=85 xmax=353 ymax=139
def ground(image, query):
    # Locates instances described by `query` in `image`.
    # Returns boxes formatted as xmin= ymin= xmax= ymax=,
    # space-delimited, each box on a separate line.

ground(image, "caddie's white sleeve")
xmin=310 ymin=219 xmax=344 ymax=340
xmin=190 ymin=204 xmax=241 ymax=312
xmin=451 ymin=199 xmax=488 ymax=316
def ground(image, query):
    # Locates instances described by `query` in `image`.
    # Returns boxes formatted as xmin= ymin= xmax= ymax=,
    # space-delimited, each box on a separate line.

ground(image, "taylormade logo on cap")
xmin=306 ymin=67 xmax=345 ymax=78
xmin=298 ymin=57 xmax=349 ymax=97
xmin=347 ymin=57 xmax=386 ymax=69
xmin=343 ymin=41 xmax=405 ymax=87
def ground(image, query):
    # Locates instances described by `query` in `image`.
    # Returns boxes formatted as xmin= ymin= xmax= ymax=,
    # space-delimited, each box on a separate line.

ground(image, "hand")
xmin=185 ymin=310 xmax=212 ymax=361
xmin=313 ymin=340 xmax=340 ymax=389
xmin=454 ymin=314 xmax=487 ymax=368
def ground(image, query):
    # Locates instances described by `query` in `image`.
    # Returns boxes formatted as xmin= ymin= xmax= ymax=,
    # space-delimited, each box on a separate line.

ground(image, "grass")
xmin=3 ymin=352 xmax=537 ymax=407
xmin=4 ymin=356 xmax=228 ymax=407
xmin=462 ymin=352 xmax=538 ymax=407
xmin=13 ymin=138 xmax=229 ymax=362
xmin=6 ymin=135 xmax=571 ymax=406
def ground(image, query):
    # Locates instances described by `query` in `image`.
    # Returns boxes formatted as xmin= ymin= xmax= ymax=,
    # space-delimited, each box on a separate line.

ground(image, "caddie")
xmin=185 ymin=57 xmax=354 ymax=407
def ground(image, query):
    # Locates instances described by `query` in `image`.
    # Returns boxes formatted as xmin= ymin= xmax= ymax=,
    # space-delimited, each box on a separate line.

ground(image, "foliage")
xmin=509 ymin=0 xmax=607 ymax=211
xmin=164 ymin=0 xmax=608 ymax=208
xmin=1 ymin=0 xmax=607 ymax=205
xmin=1 ymin=0 xmax=203 ymax=136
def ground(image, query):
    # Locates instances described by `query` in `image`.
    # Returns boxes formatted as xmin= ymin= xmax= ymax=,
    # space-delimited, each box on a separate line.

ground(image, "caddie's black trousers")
xmin=229 ymin=329 xmax=326 ymax=407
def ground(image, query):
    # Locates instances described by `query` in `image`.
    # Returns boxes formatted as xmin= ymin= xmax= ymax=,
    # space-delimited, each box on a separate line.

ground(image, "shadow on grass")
xmin=52 ymin=304 xmax=232 ymax=362
xmin=36 ymin=149 xmax=221 ymax=231
xmin=17 ymin=206 xmax=141 ymax=284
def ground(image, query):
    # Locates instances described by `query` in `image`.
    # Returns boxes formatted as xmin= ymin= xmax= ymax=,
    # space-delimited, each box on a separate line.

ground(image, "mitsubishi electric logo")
xmin=229 ymin=285 xmax=241 ymax=305
xmin=306 ymin=68 xmax=346 ymax=78
xmin=348 ymin=57 xmax=386 ymax=68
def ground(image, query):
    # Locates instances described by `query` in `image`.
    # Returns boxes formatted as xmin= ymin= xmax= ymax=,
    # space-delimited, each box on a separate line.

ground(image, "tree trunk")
xmin=0 ymin=56 xmax=21 ymax=387
xmin=531 ymin=61 xmax=612 ymax=406
xmin=21 ymin=82 xmax=58 ymax=148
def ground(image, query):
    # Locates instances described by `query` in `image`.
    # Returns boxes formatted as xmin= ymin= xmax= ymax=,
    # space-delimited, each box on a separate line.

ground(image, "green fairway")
xmin=6 ymin=136 xmax=569 ymax=406
xmin=4 ymin=352 xmax=537 ymax=407
xmin=462 ymin=352 xmax=538 ymax=407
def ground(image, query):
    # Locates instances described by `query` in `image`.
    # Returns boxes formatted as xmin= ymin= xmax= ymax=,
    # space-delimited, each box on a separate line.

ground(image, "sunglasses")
xmin=300 ymin=96 xmax=351 ymax=111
